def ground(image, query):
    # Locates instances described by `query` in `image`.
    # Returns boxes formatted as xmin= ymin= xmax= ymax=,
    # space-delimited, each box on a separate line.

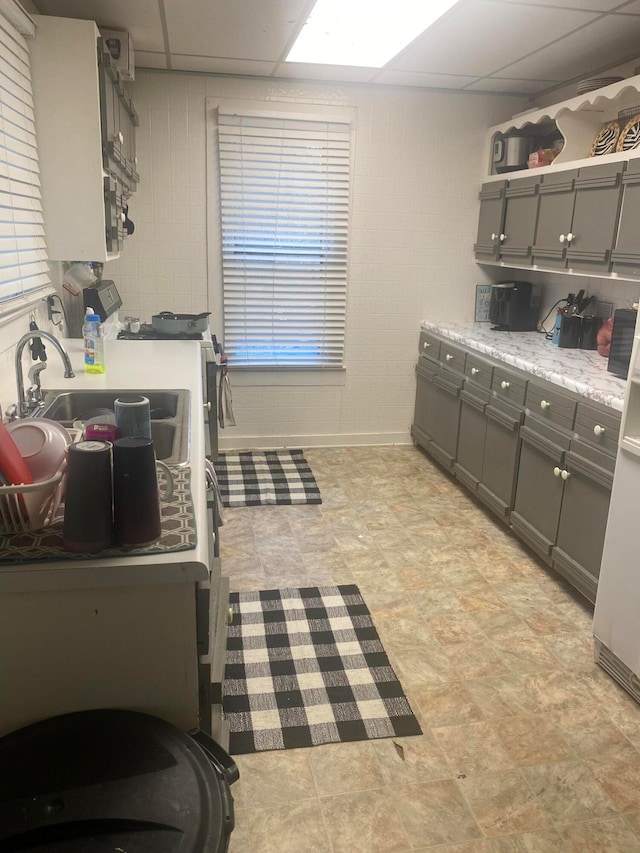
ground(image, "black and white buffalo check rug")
xmin=223 ymin=584 xmax=422 ymax=754
xmin=214 ymin=449 xmax=321 ymax=508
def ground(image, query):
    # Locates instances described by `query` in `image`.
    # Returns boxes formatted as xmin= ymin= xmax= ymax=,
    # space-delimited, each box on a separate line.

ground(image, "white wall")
xmin=106 ymin=71 xmax=525 ymax=448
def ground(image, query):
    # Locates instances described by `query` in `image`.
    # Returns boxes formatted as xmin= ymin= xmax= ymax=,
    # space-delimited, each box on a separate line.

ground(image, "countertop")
xmin=1 ymin=338 xmax=209 ymax=592
xmin=421 ymin=321 xmax=626 ymax=412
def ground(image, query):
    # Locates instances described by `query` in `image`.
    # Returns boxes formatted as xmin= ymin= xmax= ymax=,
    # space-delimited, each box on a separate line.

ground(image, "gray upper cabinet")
xmin=531 ymin=170 xmax=578 ymax=268
xmin=611 ymin=159 xmax=640 ymax=279
xmin=499 ymin=175 xmax=541 ymax=264
xmin=566 ymin=162 xmax=625 ymax=273
xmin=474 ymin=181 xmax=507 ymax=261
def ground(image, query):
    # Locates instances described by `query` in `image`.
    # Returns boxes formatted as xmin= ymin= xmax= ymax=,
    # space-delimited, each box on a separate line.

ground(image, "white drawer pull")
xmin=559 ymin=234 xmax=566 ymax=243
xmin=491 ymin=232 xmax=497 ymax=241
xmin=500 ymin=380 xmax=510 ymax=390
xmin=540 ymin=400 xmax=551 ymax=410
xmin=423 ymin=341 xmax=430 ymax=349
xmin=553 ymin=467 xmax=562 ymax=477
xmin=561 ymin=469 xmax=571 ymax=480
xmin=471 ymin=367 xmax=480 ymax=376
xmin=445 ymin=353 xmax=454 ymax=361
xmin=499 ymin=233 xmax=506 ymax=242
xmin=567 ymin=232 xmax=575 ymax=243
xmin=594 ymin=425 xmax=605 ymax=436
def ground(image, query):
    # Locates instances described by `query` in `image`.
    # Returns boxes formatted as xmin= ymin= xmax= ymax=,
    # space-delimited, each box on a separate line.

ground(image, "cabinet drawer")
xmin=492 ymin=365 xmax=527 ymax=405
xmin=419 ymin=330 xmax=441 ymax=360
xmin=464 ymin=353 xmax=493 ymax=390
xmin=574 ymin=402 xmax=620 ymax=455
xmin=440 ymin=341 xmax=466 ymax=373
xmin=526 ymin=381 xmax=576 ymax=430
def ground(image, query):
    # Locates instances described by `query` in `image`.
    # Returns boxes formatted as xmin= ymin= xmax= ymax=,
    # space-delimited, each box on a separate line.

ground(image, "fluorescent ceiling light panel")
xmin=286 ymin=0 xmax=460 ymax=67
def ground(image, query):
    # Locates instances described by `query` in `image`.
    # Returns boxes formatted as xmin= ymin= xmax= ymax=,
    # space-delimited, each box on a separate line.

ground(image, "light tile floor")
xmin=221 ymin=445 xmax=640 ymax=853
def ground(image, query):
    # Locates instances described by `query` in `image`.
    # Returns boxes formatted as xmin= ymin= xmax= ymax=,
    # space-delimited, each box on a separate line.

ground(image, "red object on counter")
xmin=597 ymin=317 xmax=614 ymax=358
xmin=0 ymin=421 xmax=33 ymax=486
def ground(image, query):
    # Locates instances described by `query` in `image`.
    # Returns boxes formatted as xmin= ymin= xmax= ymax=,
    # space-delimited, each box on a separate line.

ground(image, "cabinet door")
xmin=567 ymin=162 xmax=624 ymax=273
xmin=511 ymin=424 xmax=566 ymax=563
xmin=429 ymin=370 xmax=463 ymax=472
xmin=553 ymin=446 xmax=614 ymax=604
xmin=611 ymin=159 xmax=640 ymax=278
xmin=499 ymin=175 xmax=541 ymax=264
xmin=474 ymin=181 xmax=506 ymax=261
xmin=478 ymin=399 xmax=523 ymax=521
xmin=412 ymin=357 xmax=439 ymax=450
xmin=531 ymin=170 xmax=578 ymax=268
xmin=454 ymin=388 xmax=489 ymax=493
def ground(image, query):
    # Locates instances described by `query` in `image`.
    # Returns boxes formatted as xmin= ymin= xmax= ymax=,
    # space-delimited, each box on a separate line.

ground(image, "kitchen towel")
xmin=223 ymin=584 xmax=421 ymax=754
xmin=214 ymin=449 xmax=321 ymax=508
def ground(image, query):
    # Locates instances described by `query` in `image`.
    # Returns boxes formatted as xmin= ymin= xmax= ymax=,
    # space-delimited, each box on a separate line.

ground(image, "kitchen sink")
xmin=34 ymin=389 xmax=191 ymax=465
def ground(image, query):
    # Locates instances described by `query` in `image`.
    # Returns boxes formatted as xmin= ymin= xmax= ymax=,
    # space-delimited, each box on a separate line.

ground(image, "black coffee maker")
xmin=489 ymin=282 xmax=541 ymax=331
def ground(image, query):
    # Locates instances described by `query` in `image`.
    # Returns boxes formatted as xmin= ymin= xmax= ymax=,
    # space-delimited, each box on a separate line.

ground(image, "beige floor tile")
xmin=520 ymin=760 xmax=618 ymax=825
xmin=426 ymin=612 xmax=485 ymax=646
xmin=495 ymin=637 xmax=562 ymax=674
xmin=234 ymin=749 xmax=317 ymax=807
xmin=486 ymin=829 xmax=564 ymax=852
xmin=455 ymin=581 xmax=507 ymax=613
xmin=466 ymin=675 xmax=535 ymax=718
xmin=540 ymin=631 xmax=596 ymax=669
xmin=442 ymin=639 xmax=512 ymax=680
xmin=319 ymin=788 xmax=412 ymax=853
xmin=309 ymin=740 xmax=386 ymax=796
xmin=391 ymin=779 xmax=483 ymax=847
xmin=458 ymin=770 xmax=549 ymax=836
xmin=391 ymin=642 xmax=455 ymax=687
xmin=372 ymin=731 xmax=451 ymax=785
xmin=552 ymin=705 xmax=630 ymax=759
xmin=587 ymin=744 xmax=640 ymax=812
xmin=492 ymin=714 xmax=571 ymax=766
xmin=555 ymin=817 xmax=640 ymax=852
xmin=470 ymin=610 xmax=535 ymax=642
xmin=413 ymin=683 xmax=486 ymax=727
xmin=433 ymin=720 xmax=514 ymax=776
xmin=364 ymin=591 xmax=420 ymax=621
xmin=626 ymin=811 xmax=640 ymax=836
xmin=374 ymin=616 xmax=439 ymax=654
xmin=246 ymin=800 xmax=331 ymax=853
xmin=228 ymin=810 xmax=253 ymax=853
xmin=520 ymin=669 xmax=595 ymax=713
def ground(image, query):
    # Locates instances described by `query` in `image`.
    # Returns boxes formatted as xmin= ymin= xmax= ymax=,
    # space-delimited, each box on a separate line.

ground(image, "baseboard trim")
xmin=218 ymin=431 xmax=412 ymax=451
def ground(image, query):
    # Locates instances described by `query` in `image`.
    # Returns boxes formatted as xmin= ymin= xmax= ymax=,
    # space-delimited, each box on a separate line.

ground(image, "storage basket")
xmin=0 ymin=471 xmax=65 ymax=535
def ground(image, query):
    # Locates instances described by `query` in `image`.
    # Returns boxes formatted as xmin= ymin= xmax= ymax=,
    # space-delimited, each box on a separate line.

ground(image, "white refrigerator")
xmin=593 ymin=327 xmax=640 ymax=703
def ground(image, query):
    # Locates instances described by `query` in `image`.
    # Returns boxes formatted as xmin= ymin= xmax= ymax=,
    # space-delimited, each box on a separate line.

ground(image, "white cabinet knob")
xmin=500 ymin=380 xmax=510 ymax=390
xmin=553 ymin=466 xmax=562 ymax=477
xmin=471 ymin=367 xmax=480 ymax=375
xmin=559 ymin=234 xmax=566 ymax=243
xmin=423 ymin=341 xmax=430 ymax=349
xmin=120 ymin=212 xmax=126 ymax=223
xmin=499 ymin=233 xmax=506 ymax=242
xmin=118 ymin=131 xmax=124 ymax=144
xmin=567 ymin=232 xmax=574 ymax=243
xmin=540 ymin=400 xmax=551 ymax=410
xmin=203 ymin=401 xmax=211 ymax=411
xmin=445 ymin=353 xmax=454 ymax=361
xmin=491 ymin=232 xmax=497 ymax=241
xmin=561 ymin=469 xmax=571 ymax=480
xmin=594 ymin=425 xmax=606 ymax=436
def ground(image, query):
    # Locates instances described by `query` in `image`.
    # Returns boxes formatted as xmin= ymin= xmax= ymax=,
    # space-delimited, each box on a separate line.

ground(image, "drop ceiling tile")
xmin=169 ymin=55 xmax=276 ymax=76
xmin=506 ymin=0 xmax=625 ymax=9
xmin=499 ymin=13 xmax=640 ymax=81
xmin=136 ymin=50 xmax=168 ymax=70
xmin=375 ymin=70 xmax=480 ymax=89
xmin=465 ymin=76 xmax=563 ymax=94
xmin=164 ymin=0 xmax=308 ymax=61
xmin=276 ymin=62 xmax=376 ymax=83
xmin=34 ymin=0 xmax=166 ymax=52
xmin=388 ymin=0 xmax=599 ymax=78
xmin=614 ymin=0 xmax=640 ymax=12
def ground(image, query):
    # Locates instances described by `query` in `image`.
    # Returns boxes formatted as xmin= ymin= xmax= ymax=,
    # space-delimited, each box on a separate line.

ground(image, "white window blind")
xmin=0 ymin=10 xmax=49 ymax=308
xmin=217 ymin=110 xmax=351 ymax=367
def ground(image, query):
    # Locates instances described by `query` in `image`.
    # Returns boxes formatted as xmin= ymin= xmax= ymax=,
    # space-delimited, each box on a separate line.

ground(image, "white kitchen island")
xmin=0 ymin=339 xmax=225 ymax=740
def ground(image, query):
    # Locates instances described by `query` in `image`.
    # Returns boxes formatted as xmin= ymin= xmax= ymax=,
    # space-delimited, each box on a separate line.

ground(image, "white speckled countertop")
xmin=421 ymin=321 xmax=626 ymax=412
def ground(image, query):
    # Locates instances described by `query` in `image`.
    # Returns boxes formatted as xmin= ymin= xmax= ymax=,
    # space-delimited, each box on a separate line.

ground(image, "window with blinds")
xmin=217 ymin=110 xmax=351 ymax=368
xmin=0 ymin=7 xmax=50 ymax=310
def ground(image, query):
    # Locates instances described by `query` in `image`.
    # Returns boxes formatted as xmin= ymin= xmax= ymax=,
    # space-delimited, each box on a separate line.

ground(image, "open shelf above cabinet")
xmin=485 ymin=74 xmax=640 ymax=182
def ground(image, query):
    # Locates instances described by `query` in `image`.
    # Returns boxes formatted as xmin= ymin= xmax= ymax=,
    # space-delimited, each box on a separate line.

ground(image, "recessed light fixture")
xmin=286 ymin=0 xmax=461 ymax=68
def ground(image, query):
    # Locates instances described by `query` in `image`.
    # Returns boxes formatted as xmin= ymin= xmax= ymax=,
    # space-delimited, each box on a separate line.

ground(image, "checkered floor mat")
xmin=214 ymin=449 xmax=321 ymax=508
xmin=223 ymin=585 xmax=422 ymax=754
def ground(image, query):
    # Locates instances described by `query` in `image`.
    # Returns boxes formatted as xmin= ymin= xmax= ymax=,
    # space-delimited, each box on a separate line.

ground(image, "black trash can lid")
xmin=0 ymin=709 xmax=236 ymax=853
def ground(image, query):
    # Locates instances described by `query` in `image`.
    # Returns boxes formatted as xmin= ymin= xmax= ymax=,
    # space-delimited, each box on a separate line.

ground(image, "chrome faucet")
xmin=15 ymin=330 xmax=75 ymax=418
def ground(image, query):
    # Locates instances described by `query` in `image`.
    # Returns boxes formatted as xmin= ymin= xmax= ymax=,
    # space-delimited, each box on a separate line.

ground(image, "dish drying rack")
xmin=0 ymin=427 xmax=81 ymax=536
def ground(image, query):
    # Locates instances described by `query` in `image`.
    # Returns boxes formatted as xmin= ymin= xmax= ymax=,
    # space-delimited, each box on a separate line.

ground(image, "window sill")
xmin=229 ymin=367 xmax=346 ymax=387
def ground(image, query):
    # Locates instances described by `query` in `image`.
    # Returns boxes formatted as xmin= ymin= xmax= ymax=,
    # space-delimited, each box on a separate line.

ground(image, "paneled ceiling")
xmin=32 ymin=0 xmax=640 ymax=97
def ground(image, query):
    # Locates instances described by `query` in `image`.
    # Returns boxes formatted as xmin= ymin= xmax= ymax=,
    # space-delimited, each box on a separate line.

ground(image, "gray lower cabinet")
xmin=412 ymin=330 xmax=621 ymax=604
xmin=510 ymin=417 xmax=570 ymax=563
xmin=477 ymin=397 xmax=524 ymax=521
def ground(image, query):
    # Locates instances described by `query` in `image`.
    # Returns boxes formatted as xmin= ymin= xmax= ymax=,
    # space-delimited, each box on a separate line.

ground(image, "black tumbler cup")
xmin=113 ymin=437 xmax=162 ymax=547
xmin=62 ymin=440 xmax=113 ymax=553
